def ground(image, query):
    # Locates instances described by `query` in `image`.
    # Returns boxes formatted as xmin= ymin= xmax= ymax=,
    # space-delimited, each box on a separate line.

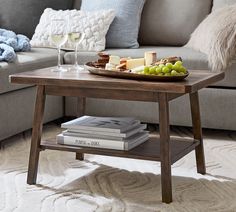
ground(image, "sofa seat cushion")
xmin=0 ymin=48 xmax=63 ymax=94
xmin=64 ymin=46 xmax=208 ymax=68
xmin=63 ymin=46 xmax=236 ymax=88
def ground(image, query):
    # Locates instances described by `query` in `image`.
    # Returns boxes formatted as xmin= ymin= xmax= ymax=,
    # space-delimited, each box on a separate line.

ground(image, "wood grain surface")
xmin=9 ymin=67 xmax=225 ymax=93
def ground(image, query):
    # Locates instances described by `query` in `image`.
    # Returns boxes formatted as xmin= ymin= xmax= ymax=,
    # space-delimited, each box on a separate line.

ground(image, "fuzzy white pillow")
xmin=31 ymin=8 xmax=115 ymax=51
xmin=185 ymin=5 xmax=236 ymax=71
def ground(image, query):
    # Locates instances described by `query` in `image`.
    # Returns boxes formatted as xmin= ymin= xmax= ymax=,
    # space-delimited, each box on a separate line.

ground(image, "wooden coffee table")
xmin=10 ymin=67 xmax=224 ymax=203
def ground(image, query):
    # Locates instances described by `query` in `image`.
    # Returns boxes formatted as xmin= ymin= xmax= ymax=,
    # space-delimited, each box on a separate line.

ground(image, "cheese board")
xmin=85 ymin=62 xmax=189 ymax=82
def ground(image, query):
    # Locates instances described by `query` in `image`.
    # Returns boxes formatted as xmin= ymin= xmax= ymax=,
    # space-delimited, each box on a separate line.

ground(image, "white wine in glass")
xmin=68 ymin=31 xmax=85 ymax=71
xmin=51 ymin=34 xmax=68 ymax=47
xmin=50 ymin=19 xmax=68 ymax=72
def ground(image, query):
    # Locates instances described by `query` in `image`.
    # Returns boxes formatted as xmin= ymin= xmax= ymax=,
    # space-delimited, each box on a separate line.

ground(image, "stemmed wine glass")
xmin=50 ymin=19 xmax=68 ymax=72
xmin=68 ymin=30 xmax=85 ymax=71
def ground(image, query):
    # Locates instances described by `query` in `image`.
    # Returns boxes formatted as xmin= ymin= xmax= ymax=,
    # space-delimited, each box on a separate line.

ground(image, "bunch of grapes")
xmin=141 ymin=61 xmax=187 ymax=76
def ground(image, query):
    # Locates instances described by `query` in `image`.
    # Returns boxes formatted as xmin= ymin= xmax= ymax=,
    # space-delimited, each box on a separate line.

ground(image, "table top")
xmin=9 ymin=66 xmax=225 ymax=93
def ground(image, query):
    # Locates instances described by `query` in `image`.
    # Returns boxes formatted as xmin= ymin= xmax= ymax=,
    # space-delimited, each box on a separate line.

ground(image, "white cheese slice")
xmin=105 ymin=63 xmax=116 ymax=70
xmin=131 ymin=65 xmax=145 ymax=73
xmin=109 ymin=55 xmax=120 ymax=65
xmin=126 ymin=58 xmax=145 ymax=69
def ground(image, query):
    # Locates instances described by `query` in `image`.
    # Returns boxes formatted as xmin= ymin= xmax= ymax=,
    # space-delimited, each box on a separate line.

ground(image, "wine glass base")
xmin=51 ymin=66 xmax=68 ymax=72
xmin=70 ymin=65 xmax=85 ymax=72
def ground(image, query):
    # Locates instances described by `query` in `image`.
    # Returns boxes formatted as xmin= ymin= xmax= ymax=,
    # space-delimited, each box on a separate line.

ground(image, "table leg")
xmin=75 ymin=97 xmax=86 ymax=161
xmin=159 ymin=93 xmax=172 ymax=203
xmin=27 ymin=85 xmax=46 ymax=184
xmin=190 ymin=92 xmax=206 ymax=174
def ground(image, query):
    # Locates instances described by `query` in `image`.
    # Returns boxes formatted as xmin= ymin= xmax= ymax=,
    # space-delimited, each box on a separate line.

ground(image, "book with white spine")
xmin=57 ymin=131 xmax=149 ymax=151
xmin=61 ymin=116 xmax=139 ymax=133
xmin=64 ymin=124 xmax=147 ymax=139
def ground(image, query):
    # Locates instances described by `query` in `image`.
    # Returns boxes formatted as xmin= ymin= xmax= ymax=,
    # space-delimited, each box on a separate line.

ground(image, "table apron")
xmin=45 ymin=85 xmax=184 ymax=102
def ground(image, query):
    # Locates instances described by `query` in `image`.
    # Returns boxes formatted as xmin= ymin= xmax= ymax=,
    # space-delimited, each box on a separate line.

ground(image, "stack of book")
xmin=56 ymin=116 xmax=149 ymax=151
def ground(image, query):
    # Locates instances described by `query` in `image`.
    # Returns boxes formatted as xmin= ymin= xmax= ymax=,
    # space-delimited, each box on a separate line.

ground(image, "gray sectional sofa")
xmin=1 ymin=0 xmax=236 ymax=142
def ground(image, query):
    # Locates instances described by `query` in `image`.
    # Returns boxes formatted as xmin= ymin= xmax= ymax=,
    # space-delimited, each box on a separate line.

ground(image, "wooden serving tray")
xmin=85 ymin=62 xmax=189 ymax=82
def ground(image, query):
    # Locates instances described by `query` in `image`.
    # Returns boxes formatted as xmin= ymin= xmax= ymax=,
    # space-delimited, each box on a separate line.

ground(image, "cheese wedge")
xmin=126 ymin=58 xmax=145 ymax=69
xmin=145 ymin=51 xmax=157 ymax=66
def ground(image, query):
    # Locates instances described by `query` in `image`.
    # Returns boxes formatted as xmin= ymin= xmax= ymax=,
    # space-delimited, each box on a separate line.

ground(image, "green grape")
xmin=175 ymin=61 xmax=183 ymax=67
xmin=172 ymin=64 xmax=180 ymax=72
xmin=149 ymin=67 xmax=156 ymax=75
xmin=164 ymin=73 xmax=171 ymax=76
xmin=159 ymin=64 xmax=165 ymax=69
xmin=155 ymin=67 xmax=162 ymax=74
xmin=171 ymin=70 xmax=178 ymax=76
xmin=166 ymin=63 xmax=173 ymax=69
xmin=162 ymin=67 xmax=170 ymax=73
xmin=179 ymin=66 xmax=187 ymax=74
xmin=158 ymin=73 xmax=164 ymax=76
xmin=144 ymin=66 xmax=149 ymax=74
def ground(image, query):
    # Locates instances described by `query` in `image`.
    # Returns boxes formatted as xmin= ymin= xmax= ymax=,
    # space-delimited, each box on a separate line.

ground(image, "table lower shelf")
xmin=41 ymin=135 xmax=199 ymax=164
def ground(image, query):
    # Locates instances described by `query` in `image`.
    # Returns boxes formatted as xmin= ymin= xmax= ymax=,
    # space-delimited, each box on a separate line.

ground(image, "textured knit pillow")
xmin=80 ymin=0 xmax=146 ymax=48
xmin=185 ymin=5 xmax=236 ymax=71
xmin=30 ymin=8 xmax=115 ymax=51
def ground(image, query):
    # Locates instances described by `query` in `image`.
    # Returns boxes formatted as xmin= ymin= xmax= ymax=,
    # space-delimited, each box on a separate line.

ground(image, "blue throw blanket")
xmin=0 ymin=28 xmax=31 ymax=62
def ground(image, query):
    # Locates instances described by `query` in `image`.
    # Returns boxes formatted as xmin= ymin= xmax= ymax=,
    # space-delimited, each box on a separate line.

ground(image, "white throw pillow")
xmin=30 ymin=8 xmax=115 ymax=51
xmin=185 ymin=5 xmax=236 ymax=71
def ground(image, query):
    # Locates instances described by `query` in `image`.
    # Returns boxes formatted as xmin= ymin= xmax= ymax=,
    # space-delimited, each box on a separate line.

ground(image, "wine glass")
xmin=68 ymin=31 xmax=85 ymax=71
xmin=50 ymin=19 xmax=68 ymax=72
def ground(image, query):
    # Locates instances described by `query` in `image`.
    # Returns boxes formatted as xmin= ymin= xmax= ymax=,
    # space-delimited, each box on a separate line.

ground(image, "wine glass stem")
xmin=75 ymin=44 xmax=79 ymax=66
xmin=57 ymin=46 xmax=61 ymax=69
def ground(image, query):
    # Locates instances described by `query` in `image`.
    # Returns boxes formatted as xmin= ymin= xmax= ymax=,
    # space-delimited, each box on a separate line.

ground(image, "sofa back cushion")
xmin=212 ymin=0 xmax=236 ymax=10
xmin=139 ymin=0 xmax=213 ymax=46
xmin=73 ymin=0 xmax=82 ymax=9
xmin=0 ymin=0 xmax=73 ymax=38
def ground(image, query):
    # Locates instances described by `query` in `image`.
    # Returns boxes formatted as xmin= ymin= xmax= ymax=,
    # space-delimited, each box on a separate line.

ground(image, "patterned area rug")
xmin=0 ymin=124 xmax=236 ymax=212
